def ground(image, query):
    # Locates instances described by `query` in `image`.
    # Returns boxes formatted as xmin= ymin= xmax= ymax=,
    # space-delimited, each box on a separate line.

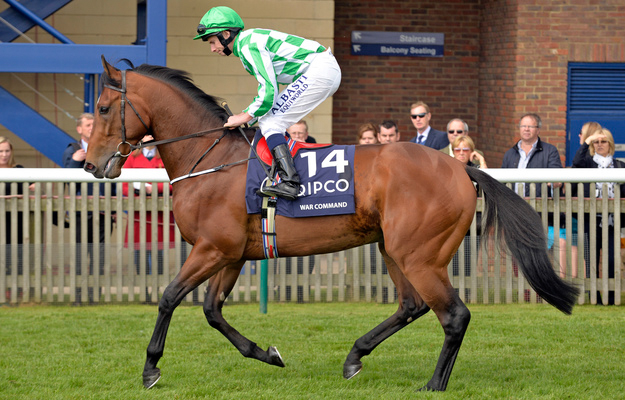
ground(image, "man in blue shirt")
xmin=501 ymin=113 xmax=563 ymax=197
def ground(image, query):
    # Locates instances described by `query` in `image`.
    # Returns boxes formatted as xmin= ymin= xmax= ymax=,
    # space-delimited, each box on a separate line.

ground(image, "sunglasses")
xmin=411 ymin=113 xmax=428 ymax=119
xmin=453 ymin=147 xmax=471 ymax=152
xmin=448 ymin=130 xmax=464 ymax=134
xmin=593 ymin=140 xmax=608 ymax=144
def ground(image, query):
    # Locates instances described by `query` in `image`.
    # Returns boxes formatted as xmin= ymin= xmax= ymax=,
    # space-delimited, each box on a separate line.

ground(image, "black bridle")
xmin=103 ymin=70 xmax=149 ymax=157
xmin=102 ymin=69 xmax=273 ymax=183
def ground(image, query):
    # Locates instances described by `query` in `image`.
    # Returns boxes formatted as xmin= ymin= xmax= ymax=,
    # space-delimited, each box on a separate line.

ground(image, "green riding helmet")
xmin=193 ymin=6 xmax=244 ymax=40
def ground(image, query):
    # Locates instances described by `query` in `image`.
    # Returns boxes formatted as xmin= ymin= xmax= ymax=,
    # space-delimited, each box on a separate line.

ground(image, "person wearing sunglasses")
xmin=407 ymin=101 xmax=449 ymax=150
xmin=451 ymin=136 xmax=487 ymax=169
xmin=194 ymin=6 xmax=341 ymax=200
xmin=449 ymin=135 xmax=486 ymax=294
xmin=572 ymin=128 xmax=624 ymax=305
xmin=439 ymin=119 xmax=469 ymax=156
xmin=439 ymin=118 xmax=482 ymax=156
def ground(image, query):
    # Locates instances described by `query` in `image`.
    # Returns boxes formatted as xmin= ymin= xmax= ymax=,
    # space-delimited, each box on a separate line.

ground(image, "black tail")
xmin=465 ymin=166 xmax=579 ymax=314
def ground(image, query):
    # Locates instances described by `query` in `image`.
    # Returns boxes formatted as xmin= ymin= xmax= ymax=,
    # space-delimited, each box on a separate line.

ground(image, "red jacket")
xmin=122 ymin=151 xmax=175 ymax=249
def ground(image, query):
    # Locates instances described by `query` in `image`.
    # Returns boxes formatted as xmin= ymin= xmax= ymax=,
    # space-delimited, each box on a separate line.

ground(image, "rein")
xmin=104 ymin=69 xmax=274 ymax=184
xmin=136 ymin=126 xmax=229 ymax=149
xmin=104 ymin=70 xmax=226 ymax=155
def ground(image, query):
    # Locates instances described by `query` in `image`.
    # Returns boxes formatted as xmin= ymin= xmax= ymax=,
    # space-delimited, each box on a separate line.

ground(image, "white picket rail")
xmin=0 ymin=168 xmax=623 ymax=306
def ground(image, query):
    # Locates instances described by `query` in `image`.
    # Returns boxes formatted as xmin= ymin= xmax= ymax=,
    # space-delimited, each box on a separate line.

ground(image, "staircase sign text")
xmin=351 ymin=31 xmax=444 ymax=58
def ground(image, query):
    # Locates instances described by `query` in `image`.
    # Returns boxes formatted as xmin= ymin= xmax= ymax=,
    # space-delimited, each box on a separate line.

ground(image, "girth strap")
xmin=261 ymin=197 xmax=279 ymax=259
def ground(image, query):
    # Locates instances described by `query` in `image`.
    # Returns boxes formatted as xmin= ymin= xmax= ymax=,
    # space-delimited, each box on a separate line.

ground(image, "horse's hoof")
xmin=343 ymin=362 xmax=362 ymax=380
xmin=417 ymin=384 xmax=442 ymax=392
xmin=268 ymin=346 xmax=285 ymax=368
xmin=143 ymin=368 xmax=161 ymax=389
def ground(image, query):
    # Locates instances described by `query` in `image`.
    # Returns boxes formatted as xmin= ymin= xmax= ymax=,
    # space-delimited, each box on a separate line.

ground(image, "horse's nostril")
xmin=83 ymin=163 xmax=94 ymax=172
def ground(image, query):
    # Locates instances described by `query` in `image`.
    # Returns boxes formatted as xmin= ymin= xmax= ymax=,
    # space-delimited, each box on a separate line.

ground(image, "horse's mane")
xmin=101 ymin=61 xmax=230 ymax=123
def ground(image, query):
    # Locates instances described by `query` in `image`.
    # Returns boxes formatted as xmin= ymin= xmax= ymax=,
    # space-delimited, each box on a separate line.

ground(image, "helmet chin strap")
xmin=216 ymin=31 xmax=234 ymax=56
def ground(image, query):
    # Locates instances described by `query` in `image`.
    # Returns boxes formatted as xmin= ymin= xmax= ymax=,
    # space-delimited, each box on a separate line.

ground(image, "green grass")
xmin=0 ymin=303 xmax=623 ymax=399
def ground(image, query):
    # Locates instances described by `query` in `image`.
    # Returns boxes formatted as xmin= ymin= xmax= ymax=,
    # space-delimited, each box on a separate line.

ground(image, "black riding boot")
xmin=258 ymin=143 xmax=300 ymax=200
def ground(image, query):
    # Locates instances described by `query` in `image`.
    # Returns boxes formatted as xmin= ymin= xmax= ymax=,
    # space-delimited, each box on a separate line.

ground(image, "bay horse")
xmin=84 ymin=57 xmax=578 ymax=392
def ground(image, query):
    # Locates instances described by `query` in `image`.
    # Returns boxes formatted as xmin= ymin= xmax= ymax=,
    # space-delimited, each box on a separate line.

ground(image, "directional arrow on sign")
xmin=352 ymin=44 xmax=361 ymax=52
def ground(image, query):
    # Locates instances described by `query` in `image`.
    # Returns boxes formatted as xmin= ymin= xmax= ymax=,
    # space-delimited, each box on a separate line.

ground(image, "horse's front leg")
xmin=203 ymin=265 xmax=285 ymax=367
xmin=142 ymin=238 xmax=238 ymax=389
xmin=142 ymin=279 xmax=186 ymax=388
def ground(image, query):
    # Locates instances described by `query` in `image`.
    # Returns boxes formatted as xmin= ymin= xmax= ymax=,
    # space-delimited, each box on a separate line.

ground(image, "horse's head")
xmin=84 ymin=56 xmax=150 ymax=179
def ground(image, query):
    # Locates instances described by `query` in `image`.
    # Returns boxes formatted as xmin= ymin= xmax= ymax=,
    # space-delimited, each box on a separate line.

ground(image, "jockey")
xmin=194 ymin=6 xmax=342 ymax=200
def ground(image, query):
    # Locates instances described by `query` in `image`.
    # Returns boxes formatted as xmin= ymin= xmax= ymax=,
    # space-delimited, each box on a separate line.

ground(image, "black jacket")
xmin=501 ymin=137 xmax=562 ymax=197
xmin=62 ymin=142 xmax=116 ymax=197
xmin=570 ymin=142 xmax=625 ymax=198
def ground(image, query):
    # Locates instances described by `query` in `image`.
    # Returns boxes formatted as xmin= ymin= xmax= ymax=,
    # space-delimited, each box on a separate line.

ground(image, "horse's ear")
xmin=101 ymin=55 xmax=119 ymax=78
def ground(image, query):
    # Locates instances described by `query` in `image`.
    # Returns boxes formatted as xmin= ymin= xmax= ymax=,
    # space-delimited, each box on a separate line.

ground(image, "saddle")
xmin=255 ymin=135 xmax=331 ymax=166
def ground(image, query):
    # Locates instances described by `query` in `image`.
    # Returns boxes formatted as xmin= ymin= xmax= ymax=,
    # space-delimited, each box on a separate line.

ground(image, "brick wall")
xmin=333 ymin=0 xmax=481 ymax=145
xmin=481 ymin=0 xmax=625 ymax=167
xmin=478 ymin=0 xmax=519 ymax=167
xmin=335 ymin=0 xmax=625 ymax=167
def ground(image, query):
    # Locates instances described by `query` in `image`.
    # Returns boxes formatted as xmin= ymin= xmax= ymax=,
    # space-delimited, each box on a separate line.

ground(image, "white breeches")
xmin=258 ymin=49 xmax=342 ymax=139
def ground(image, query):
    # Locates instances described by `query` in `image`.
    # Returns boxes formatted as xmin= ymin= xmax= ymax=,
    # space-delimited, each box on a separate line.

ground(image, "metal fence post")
xmin=260 ymin=259 xmax=268 ymax=314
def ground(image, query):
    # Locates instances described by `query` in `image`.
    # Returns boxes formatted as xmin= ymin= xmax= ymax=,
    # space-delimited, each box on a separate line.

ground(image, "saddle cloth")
xmin=245 ymin=130 xmax=356 ymax=218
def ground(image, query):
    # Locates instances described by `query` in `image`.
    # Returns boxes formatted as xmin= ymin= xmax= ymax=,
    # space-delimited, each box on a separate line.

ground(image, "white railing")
xmin=0 ymin=168 xmax=623 ymax=306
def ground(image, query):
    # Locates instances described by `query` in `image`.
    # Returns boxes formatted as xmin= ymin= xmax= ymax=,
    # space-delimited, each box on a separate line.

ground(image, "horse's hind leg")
xmin=406 ymin=265 xmax=471 ymax=392
xmin=343 ymin=247 xmax=430 ymax=379
xmin=203 ymin=265 xmax=285 ymax=367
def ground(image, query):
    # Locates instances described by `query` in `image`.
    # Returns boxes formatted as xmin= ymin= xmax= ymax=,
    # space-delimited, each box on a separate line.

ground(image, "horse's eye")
xmin=99 ymin=106 xmax=110 ymax=115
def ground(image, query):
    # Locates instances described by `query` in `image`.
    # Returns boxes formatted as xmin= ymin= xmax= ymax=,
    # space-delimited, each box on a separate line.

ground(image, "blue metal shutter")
xmin=566 ymin=63 xmax=625 ymax=164
xmin=568 ymin=63 xmax=625 ymax=113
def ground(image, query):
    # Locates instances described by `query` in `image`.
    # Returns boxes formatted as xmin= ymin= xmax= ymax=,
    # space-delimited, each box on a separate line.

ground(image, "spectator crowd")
xmin=348 ymin=102 xmax=622 ymax=305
